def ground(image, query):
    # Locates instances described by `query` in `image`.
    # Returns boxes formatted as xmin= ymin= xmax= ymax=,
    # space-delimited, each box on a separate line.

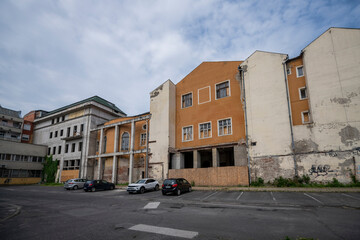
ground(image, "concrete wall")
xmin=169 ymin=166 xmax=249 ymax=186
xmin=149 ymin=80 xmax=176 ymax=180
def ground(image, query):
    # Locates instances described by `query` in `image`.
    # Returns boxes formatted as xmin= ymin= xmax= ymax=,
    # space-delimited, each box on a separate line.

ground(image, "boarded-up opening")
xmin=183 ymin=152 xmax=193 ymax=168
xmin=219 ymin=147 xmax=234 ymax=167
xmin=199 ymin=149 xmax=212 ymax=168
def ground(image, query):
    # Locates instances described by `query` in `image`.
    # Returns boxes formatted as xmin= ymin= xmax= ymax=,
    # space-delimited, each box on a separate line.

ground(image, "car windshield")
xmin=164 ymin=179 xmax=176 ymax=185
xmin=65 ymin=179 xmax=73 ymax=183
xmin=135 ymin=180 xmax=146 ymax=184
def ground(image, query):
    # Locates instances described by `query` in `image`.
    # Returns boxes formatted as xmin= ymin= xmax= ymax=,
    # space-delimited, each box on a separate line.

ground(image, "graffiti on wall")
xmin=309 ymin=164 xmax=334 ymax=177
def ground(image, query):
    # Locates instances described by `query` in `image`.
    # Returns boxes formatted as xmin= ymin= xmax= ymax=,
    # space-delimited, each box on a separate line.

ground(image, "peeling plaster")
xmin=330 ymin=97 xmax=351 ymax=104
xmin=339 ymin=125 xmax=360 ymax=146
xmin=150 ymin=84 xmax=163 ymax=98
xmin=294 ymin=139 xmax=319 ymax=153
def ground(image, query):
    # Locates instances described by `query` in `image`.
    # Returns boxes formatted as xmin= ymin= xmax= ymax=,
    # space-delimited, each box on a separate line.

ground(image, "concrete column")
xmin=212 ymin=148 xmax=219 ymax=167
xmin=128 ymin=120 xmax=135 ymax=183
xmin=97 ymin=128 xmax=104 ymax=180
xmin=112 ymin=125 xmax=119 ymax=183
xmin=193 ymin=150 xmax=201 ymax=168
xmin=172 ymin=152 xmax=184 ymax=169
xmin=97 ymin=158 xmax=102 ymax=179
xmin=234 ymin=145 xmax=248 ymax=166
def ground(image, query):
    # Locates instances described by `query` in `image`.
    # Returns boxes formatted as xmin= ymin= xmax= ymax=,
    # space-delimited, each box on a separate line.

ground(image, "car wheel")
xmin=162 ymin=192 xmax=166 ymax=195
xmin=188 ymin=186 xmax=192 ymax=192
xmin=73 ymin=185 xmax=78 ymax=190
xmin=176 ymin=189 xmax=181 ymax=196
xmin=140 ymin=187 xmax=145 ymax=194
xmin=91 ymin=187 xmax=96 ymax=192
xmin=154 ymin=184 xmax=159 ymax=191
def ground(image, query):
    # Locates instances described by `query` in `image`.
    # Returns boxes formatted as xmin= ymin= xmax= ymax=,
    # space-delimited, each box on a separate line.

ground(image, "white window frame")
xmin=199 ymin=121 xmax=212 ymax=139
xmin=217 ymin=118 xmax=232 ymax=136
xmin=198 ymin=86 xmax=211 ymax=105
xmin=181 ymin=92 xmax=193 ymax=109
xmin=182 ymin=125 xmax=193 ymax=142
xmin=299 ymin=87 xmax=307 ymax=100
xmin=121 ymin=132 xmax=130 ymax=151
xmin=301 ymin=111 xmax=310 ymax=124
xmin=296 ymin=66 xmax=304 ymax=78
xmin=140 ymin=133 xmax=147 ymax=146
xmin=215 ymin=80 xmax=231 ymax=100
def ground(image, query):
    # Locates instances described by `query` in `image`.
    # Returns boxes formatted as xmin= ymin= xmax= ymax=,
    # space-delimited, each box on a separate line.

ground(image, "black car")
xmin=83 ymin=180 xmax=115 ymax=192
xmin=162 ymin=178 xmax=192 ymax=196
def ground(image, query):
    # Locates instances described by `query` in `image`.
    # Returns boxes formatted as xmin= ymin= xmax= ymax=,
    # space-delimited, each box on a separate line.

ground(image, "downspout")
xmin=238 ymin=65 xmax=251 ymax=186
xmin=282 ymin=57 xmax=298 ymax=177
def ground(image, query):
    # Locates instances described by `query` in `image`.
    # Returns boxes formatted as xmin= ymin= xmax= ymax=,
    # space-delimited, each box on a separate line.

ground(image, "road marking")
xmin=2 ymin=188 xmax=15 ymax=191
xmin=144 ymin=202 xmax=160 ymax=209
xmin=342 ymin=193 xmax=360 ymax=201
xmin=304 ymin=193 xmax=323 ymax=204
xmin=129 ymin=224 xmax=198 ymax=239
xmin=236 ymin=192 xmax=244 ymax=200
xmin=270 ymin=192 xmax=276 ymax=201
xmin=202 ymin=192 xmax=218 ymax=201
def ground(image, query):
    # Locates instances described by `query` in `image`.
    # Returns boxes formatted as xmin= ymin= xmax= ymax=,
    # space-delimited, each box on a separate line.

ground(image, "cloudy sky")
xmin=0 ymin=0 xmax=359 ymax=116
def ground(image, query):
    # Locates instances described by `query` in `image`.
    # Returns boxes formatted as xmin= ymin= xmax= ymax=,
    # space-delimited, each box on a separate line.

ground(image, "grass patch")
xmin=116 ymin=183 xmax=129 ymax=186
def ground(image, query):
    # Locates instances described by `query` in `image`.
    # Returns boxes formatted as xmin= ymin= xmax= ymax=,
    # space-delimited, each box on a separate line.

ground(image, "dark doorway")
xmin=169 ymin=153 xmax=174 ymax=169
xmin=183 ymin=152 xmax=193 ymax=168
xmin=218 ymin=147 xmax=234 ymax=167
xmin=199 ymin=149 xmax=212 ymax=168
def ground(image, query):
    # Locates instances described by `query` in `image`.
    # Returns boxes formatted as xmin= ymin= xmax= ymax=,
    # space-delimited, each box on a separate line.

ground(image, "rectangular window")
xmin=80 ymin=124 xmax=84 ymax=134
xmin=60 ymin=129 xmax=63 ymax=137
xmin=50 ymin=132 xmax=53 ymax=139
xmin=218 ymin=118 xmax=232 ymax=136
xmin=55 ymin=131 xmax=58 ymax=138
xmin=73 ymin=125 xmax=78 ymax=135
xmin=65 ymin=144 xmax=69 ymax=153
xmin=51 ymin=119 xmax=55 ymax=124
xmin=181 ymin=93 xmax=192 ymax=108
xmin=72 ymin=143 xmax=76 ymax=152
xmin=182 ymin=126 xmax=193 ymax=142
xmin=23 ymin=124 xmax=31 ymax=131
xmin=296 ymin=66 xmax=304 ymax=77
xmin=22 ymin=134 xmax=30 ymax=141
xmin=78 ymin=142 xmax=82 ymax=151
xmin=52 ymin=146 xmax=56 ymax=155
xmin=48 ymin=148 xmax=51 ymax=155
xmin=67 ymin=127 xmax=71 ymax=137
xmin=301 ymin=111 xmax=310 ymax=124
xmin=58 ymin=146 xmax=62 ymax=154
xmin=216 ymin=80 xmax=230 ymax=99
xmin=199 ymin=122 xmax=212 ymax=139
xmin=287 ymin=68 xmax=291 ymax=75
xmin=62 ymin=116 xmax=65 ymax=121
xmin=140 ymin=133 xmax=147 ymax=146
xmin=299 ymin=87 xmax=307 ymax=100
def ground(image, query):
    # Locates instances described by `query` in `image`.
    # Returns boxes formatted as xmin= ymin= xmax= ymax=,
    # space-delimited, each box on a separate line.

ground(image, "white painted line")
xmin=342 ymin=193 xmax=360 ymax=201
xmin=236 ymin=192 xmax=244 ymax=200
xmin=304 ymin=193 xmax=323 ymax=205
xmin=270 ymin=192 xmax=276 ymax=201
xmin=144 ymin=202 xmax=160 ymax=209
xmin=202 ymin=192 xmax=218 ymax=201
xmin=129 ymin=224 xmax=198 ymax=239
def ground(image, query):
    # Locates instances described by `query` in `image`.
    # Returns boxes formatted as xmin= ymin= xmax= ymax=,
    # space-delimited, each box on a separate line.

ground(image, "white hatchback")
xmin=127 ymin=178 xmax=160 ymax=194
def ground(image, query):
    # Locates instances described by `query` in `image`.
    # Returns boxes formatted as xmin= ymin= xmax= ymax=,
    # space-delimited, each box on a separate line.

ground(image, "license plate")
xmin=166 ymin=186 xmax=171 ymax=189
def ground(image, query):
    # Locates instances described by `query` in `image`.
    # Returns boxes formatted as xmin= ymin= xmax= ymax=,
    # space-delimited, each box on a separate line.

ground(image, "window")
xmin=142 ymin=124 xmax=147 ymax=130
xmin=52 ymin=146 xmax=56 ymax=155
xmin=62 ymin=116 xmax=65 ymax=121
xmin=216 ymin=80 xmax=230 ymax=99
xmin=51 ymin=119 xmax=54 ymax=124
xmin=287 ymin=68 xmax=291 ymax=75
xmin=58 ymin=146 xmax=62 ymax=154
xmin=67 ymin=127 xmax=71 ymax=137
xmin=23 ymin=124 xmax=31 ymax=131
xmin=71 ymin=143 xmax=76 ymax=152
xmin=50 ymin=132 xmax=53 ymax=139
xmin=57 ymin=117 xmax=60 ymax=123
xmin=80 ymin=124 xmax=84 ymax=134
xmin=60 ymin=129 xmax=63 ymax=136
xmin=182 ymin=93 xmax=192 ymax=108
xmin=65 ymin=144 xmax=69 ymax=153
xmin=22 ymin=134 xmax=30 ymax=141
xmin=48 ymin=148 xmax=51 ymax=155
xmin=199 ymin=122 xmax=212 ymax=139
xmin=121 ymin=132 xmax=129 ymax=151
xmin=218 ymin=118 xmax=232 ymax=136
xmin=78 ymin=142 xmax=82 ymax=151
xmin=296 ymin=66 xmax=304 ymax=77
xmin=301 ymin=111 xmax=310 ymax=124
xmin=140 ymin=133 xmax=147 ymax=146
xmin=182 ymin=126 xmax=193 ymax=142
xmin=299 ymin=87 xmax=307 ymax=100
xmin=73 ymin=125 xmax=78 ymax=135
xmin=55 ymin=131 xmax=58 ymax=138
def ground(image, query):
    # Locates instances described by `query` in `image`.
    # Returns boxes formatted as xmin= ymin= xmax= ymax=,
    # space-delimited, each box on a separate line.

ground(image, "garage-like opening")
xmin=218 ymin=147 xmax=234 ymax=167
xmin=183 ymin=152 xmax=193 ymax=168
xmin=199 ymin=149 xmax=212 ymax=168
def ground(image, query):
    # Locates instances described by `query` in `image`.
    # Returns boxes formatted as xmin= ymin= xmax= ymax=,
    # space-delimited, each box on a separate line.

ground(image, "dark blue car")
xmin=83 ymin=180 xmax=115 ymax=192
xmin=162 ymin=178 xmax=192 ymax=196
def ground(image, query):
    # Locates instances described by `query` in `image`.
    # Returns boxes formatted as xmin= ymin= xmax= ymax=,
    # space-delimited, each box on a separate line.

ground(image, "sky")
xmin=0 ymin=0 xmax=359 ymax=117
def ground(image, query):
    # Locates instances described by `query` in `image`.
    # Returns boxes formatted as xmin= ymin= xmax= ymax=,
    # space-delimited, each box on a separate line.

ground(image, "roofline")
xmin=241 ymin=50 xmax=288 ymax=63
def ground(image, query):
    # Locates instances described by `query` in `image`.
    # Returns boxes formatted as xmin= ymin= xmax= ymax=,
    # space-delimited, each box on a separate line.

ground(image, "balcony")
xmin=61 ymin=132 xmax=83 ymax=141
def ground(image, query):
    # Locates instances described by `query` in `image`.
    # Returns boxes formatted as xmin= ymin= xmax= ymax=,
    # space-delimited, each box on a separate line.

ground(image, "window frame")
xmin=181 ymin=92 xmax=193 ymax=109
xmin=301 ymin=111 xmax=311 ymax=124
xmin=121 ymin=132 xmax=130 ymax=151
xmin=217 ymin=118 xmax=233 ymax=136
xmin=215 ymin=80 xmax=231 ymax=100
xmin=296 ymin=65 xmax=304 ymax=78
xmin=199 ymin=121 xmax=212 ymax=139
xmin=198 ymin=86 xmax=211 ymax=105
xmin=299 ymin=87 xmax=307 ymax=100
xmin=182 ymin=125 xmax=194 ymax=142
xmin=140 ymin=133 xmax=147 ymax=146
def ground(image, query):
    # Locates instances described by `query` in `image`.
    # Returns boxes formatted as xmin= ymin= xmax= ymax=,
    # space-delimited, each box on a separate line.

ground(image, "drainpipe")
xmin=145 ymin=119 xmax=149 ymax=178
xmin=238 ymin=65 xmax=251 ymax=185
xmin=282 ymin=57 xmax=298 ymax=177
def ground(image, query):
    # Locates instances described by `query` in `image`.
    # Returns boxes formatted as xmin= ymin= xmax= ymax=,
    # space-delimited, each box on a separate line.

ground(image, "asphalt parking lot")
xmin=1 ymin=186 xmax=360 ymax=240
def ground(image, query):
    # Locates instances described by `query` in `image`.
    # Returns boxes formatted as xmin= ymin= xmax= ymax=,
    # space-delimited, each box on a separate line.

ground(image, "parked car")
xmin=162 ymin=178 xmax=192 ymax=196
xmin=83 ymin=180 xmax=115 ymax=192
xmin=127 ymin=178 xmax=160 ymax=194
xmin=64 ymin=178 xmax=87 ymax=190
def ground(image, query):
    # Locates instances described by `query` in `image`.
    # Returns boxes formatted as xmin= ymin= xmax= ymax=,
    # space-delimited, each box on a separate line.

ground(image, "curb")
xmin=0 ymin=204 xmax=21 ymax=223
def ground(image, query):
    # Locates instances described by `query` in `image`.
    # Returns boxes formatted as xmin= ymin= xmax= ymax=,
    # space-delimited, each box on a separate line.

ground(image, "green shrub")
xmin=191 ymin=181 xmax=195 ymax=187
xmin=251 ymin=177 xmax=264 ymax=187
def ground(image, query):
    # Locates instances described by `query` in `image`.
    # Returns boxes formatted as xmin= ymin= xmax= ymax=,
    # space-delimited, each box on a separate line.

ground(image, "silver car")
xmin=64 ymin=178 xmax=87 ymax=190
xmin=127 ymin=178 xmax=159 ymax=194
